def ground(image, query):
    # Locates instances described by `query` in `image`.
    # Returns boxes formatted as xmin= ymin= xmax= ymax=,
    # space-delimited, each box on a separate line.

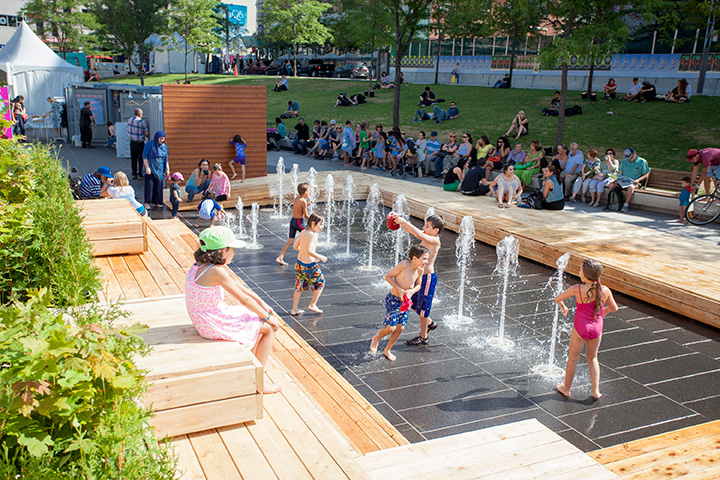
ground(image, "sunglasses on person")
xmin=450 ymin=135 xmax=456 ymax=138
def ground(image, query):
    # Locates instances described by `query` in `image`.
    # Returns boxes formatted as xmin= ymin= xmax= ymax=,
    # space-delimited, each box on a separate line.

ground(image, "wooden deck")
xmin=79 ymin=198 xmax=147 ymax=256
xmin=165 ymin=172 xmax=720 ymax=328
xmin=589 ymin=420 xmax=720 ymax=479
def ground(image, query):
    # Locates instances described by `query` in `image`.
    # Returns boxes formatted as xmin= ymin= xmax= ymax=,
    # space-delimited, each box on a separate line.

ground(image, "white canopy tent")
xmin=0 ymin=22 xmax=83 ymax=115
xmin=147 ymin=33 xmax=205 ymax=74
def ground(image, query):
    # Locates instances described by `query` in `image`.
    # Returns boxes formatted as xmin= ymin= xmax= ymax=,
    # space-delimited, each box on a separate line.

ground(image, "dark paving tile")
xmin=599 ymin=339 xmax=691 ymax=369
xmin=422 ymin=406 xmax=571 ymax=440
xmin=559 ymin=395 xmax=698 ymax=441
xmin=593 ymin=414 xmax=707 ymax=449
xmin=529 ymin=378 xmax=657 ymax=418
xmin=597 ymin=327 xmax=662 ymax=351
xmin=650 ymin=369 xmax=720 ymax=404
xmin=626 ymin=315 xmax=687 ymax=332
xmin=359 ymin=356 xmax=475 ymax=392
xmin=684 ymin=339 xmax=720 ymax=359
xmin=555 ymin=429 xmax=602 ymax=453
xmin=308 ymin=324 xmax=381 ymax=346
xmin=378 ymin=372 xmax=508 ymax=410
xmin=653 ymin=323 xmax=720 ymax=345
xmin=503 ymin=367 xmax=624 ymax=399
xmin=394 ymin=422 xmax=428 ymax=443
xmin=352 ymin=382 xmax=384 ymax=405
xmin=683 ymin=395 xmax=720 ymax=420
xmin=400 ymin=389 xmax=536 ymax=433
xmin=372 ymin=401 xmax=407 ymax=426
xmin=618 ymin=352 xmax=720 ymax=385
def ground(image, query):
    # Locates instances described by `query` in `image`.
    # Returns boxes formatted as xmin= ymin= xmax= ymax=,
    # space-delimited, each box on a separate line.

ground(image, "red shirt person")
xmin=686 ymin=148 xmax=720 ymax=193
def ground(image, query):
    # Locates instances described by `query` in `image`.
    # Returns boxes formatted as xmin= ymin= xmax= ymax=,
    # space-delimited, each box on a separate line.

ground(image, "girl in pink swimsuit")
xmin=185 ymin=226 xmax=282 ymax=394
xmin=554 ymin=259 xmax=618 ymax=400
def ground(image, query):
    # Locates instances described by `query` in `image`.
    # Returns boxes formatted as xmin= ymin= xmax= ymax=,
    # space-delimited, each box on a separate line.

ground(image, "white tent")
xmin=0 ymin=22 xmax=83 ymax=115
xmin=147 ymin=33 xmax=204 ymax=74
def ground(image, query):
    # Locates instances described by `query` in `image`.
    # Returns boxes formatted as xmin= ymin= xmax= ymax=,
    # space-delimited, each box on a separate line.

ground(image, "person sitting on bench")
xmin=604 ymin=148 xmax=650 ymax=213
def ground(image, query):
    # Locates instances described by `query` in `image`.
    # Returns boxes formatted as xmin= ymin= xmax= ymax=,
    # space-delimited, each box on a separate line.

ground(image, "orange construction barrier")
xmin=234 ymin=65 xmax=238 ymax=76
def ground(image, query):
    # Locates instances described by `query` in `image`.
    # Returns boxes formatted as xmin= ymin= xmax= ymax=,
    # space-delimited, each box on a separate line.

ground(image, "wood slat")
xmin=216 ymin=424 xmax=279 ymax=480
xmin=170 ymin=435 xmax=206 ymax=480
xmin=187 ymin=430 xmax=243 ymax=480
xmin=138 ymin=248 xmax=183 ymax=296
xmin=107 ymin=255 xmax=145 ymax=299
xmin=93 ymin=256 xmax=125 ymax=302
xmin=124 ymin=254 xmax=164 ymax=298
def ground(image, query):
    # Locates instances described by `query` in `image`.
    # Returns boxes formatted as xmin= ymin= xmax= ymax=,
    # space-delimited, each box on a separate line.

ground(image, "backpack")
xmin=525 ymin=191 xmax=543 ymax=209
xmin=355 ymin=93 xmax=366 ymax=104
xmin=279 ymin=112 xmax=292 ymax=119
xmin=565 ymin=104 xmax=583 ymax=116
xmin=604 ymin=185 xmax=624 ymax=211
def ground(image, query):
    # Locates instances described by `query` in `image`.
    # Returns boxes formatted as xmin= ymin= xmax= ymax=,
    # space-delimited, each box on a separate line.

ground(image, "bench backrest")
xmin=646 ymin=168 xmax=687 ymax=193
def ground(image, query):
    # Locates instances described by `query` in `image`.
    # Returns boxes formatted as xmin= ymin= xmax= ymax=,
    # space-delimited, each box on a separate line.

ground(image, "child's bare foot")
xmin=370 ymin=335 xmax=380 ymax=355
xmin=241 ymin=179 xmax=244 ymax=183
xmin=593 ymin=391 xmax=603 ymax=400
xmin=307 ymin=305 xmax=323 ymax=314
xmin=383 ymin=350 xmax=396 ymax=361
xmin=556 ymin=383 xmax=570 ymax=397
xmin=676 ymin=218 xmax=688 ymax=223
xmin=290 ymin=309 xmax=304 ymax=316
xmin=263 ymin=383 xmax=282 ymax=394
xmin=276 ymin=257 xmax=288 ymax=266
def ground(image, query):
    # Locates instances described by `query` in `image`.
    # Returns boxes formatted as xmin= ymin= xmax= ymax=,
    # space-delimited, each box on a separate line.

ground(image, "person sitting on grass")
xmin=504 ymin=110 xmax=529 ymax=139
xmin=432 ymin=101 xmax=459 ymax=124
xmin=621 ymin=78 xmax=641 ymax=101
xmin=334 ymin=92 xmax=357 ymax=108
xmin=604 ymin=148 xmax=650 ymax=213
xmin=286 ymin=100 xmax=300 ymax=117
xmin=493 ymin=73 xmax=510 ymax=88
xmin=603 ymin=78 xmax=617 ymax=99
xmin=273 ymin=75 xmax=289 ymax=92
xmin=638 ymin=81 xmax=657 ymax=102
xmin=666 ymin=79 xmax=691 ymax=103
xmin=418 ymin=86 xmax=436 ymax=106
xmin=542 ymin=91 xmax=561 ymax=116
xmin=379 ymin=72 xmax=394 ymax=89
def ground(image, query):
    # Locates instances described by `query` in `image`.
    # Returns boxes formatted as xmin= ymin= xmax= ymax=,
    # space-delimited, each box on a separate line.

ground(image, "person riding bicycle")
xmin=686 ymin=148 xmax=720 ymax=194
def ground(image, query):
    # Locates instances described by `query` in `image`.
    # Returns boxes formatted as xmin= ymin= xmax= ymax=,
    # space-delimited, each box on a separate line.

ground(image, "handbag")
xmin=21 ymin=113 xmax=29 ymax=122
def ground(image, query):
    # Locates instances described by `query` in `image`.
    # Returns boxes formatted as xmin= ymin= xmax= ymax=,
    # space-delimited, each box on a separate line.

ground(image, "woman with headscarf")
xmin=142 ymin=131 xmax=170 ymax=210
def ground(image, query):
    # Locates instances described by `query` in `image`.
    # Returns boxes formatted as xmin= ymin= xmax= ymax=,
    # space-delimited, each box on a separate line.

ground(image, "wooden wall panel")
xmin=162 ymin=85 xmax=267 ymax=180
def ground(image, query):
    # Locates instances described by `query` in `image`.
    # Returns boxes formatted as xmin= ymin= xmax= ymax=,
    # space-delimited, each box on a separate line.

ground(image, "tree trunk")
xmin=139 ymin=41 xmax=146 ymax=86
xmin=184 ymin=24 xmax=189 ymax=84
xmin=697 ymin=42 xmax=711 ymax=94
xmin=554 ymin=60 xmax=568 ymax=149
xmin=586 ymin=55 xmax=595 ymax=98
xmin=377 ymin=47 xmax=382 ymax=81
xmin=369 ymin=32 xmax=376 ymax=93
xmin=434 ymin=33 xmax=442 ymax=84
xmin=293 ymin=43 xmax=298 ymax=77
xmin=393 ymin=44 xmax=402 ymax=128
xmin=508 ymin=37 xmax=516 ymax=88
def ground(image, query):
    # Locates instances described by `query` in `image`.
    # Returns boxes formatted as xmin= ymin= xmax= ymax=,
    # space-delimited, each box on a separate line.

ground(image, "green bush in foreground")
xmin=0 ymin=140 xmax=100 ymax=307
xmin=0 ymin=290 xmax=176 ymax=480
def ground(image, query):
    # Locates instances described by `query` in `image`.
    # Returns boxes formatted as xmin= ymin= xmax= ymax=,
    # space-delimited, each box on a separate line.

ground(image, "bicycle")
xmin=686 ymin=180 xmax=720 ymax=225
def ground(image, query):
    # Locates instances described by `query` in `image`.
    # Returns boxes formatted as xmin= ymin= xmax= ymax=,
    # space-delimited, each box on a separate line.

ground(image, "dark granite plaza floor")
xmin=174 ymin=201 xmax=720 ymax=454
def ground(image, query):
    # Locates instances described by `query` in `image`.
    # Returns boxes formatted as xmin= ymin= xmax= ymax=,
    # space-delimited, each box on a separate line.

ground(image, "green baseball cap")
xmin=199 ymin=226 xmax=245 ymax=251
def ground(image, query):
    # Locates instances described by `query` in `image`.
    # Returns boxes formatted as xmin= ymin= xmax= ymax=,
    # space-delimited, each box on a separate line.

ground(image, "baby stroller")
xmin=390 ymin=139 xmax=418 ymax=178
xmin=266 ymin=123 xmax=281 ymax=151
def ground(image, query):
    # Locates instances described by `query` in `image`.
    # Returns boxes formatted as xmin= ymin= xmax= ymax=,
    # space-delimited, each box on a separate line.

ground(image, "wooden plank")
xmin=139 ymin=248 xmax=183 ymax=296
xmin=107 ymin=255 xmax=145 ymax=299
xmin=217 ymin=424 xmax=279 ymax=480
xmin=170 ymin=435 xmax=207 ymax=480
xmin=136 ymin=342 xmax=255 ymax=380
xmin=93 ymin=256 xmax=125 ymax=302
xmin=145 ymin=219 xmax=195 ymax=269
xmin=146 ymin=233 xmax=188 ymax=293
xmin=588 ymin=420 xmax=720 ymax=465
xmin=265 ymin=369 xmax=371 ymax=480
xmin=91 ymin=237 xmax=147 ymax=256
xmin=245 ymin=410 xmax=315 ymax=480
xmin=667 ymin=464 xmax=720 ymax=480
xmin=124 ymin=254 xmax=164 ymax=298
xmin=187 ymin=430 xmax=242 ymax=480
xmin=146 ymin=365 xmax=258 ymax=410
xmin=153 ymin=395 xmax=259 ymax=440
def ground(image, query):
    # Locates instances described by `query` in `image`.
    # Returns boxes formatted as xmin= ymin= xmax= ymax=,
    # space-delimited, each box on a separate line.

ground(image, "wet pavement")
xmin=57 ymin=142 xmax=720 ymax=451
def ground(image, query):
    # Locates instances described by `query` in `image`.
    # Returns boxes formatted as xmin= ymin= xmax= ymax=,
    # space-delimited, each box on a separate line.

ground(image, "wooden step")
xmin=78 ymin=198 xmax=148 ymax=256
xmin=118 ymin=296 xmax=263 ymax=439
xmin=357 ymin=419 xmax=618 ymax=479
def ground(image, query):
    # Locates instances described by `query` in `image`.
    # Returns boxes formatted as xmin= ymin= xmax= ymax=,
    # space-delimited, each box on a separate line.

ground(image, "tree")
xmin=540 ymin=1 xmax=635 ymax=148
xmin=22 ymin=0 xmax=93 ymax=58
xmin=675 ymin=0 xmax=719 ymax=94
xmin=89 ymin=0 xmax=170 ymax=86
xmin=378 ymin=0 xmax=433 ymax=127
xmin=260 ymin=0 xmax=333 ymax=76
xmin=490 ymin=0 xmax=544 ymax=88
xmin=169 ymin=0 xmax=222 ymax=82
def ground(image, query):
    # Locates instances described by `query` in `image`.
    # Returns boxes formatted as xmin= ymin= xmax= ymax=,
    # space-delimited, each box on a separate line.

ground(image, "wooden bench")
xmin=639 ymin=168 xmax=687 ymax=197
xmin=117 ymin=296 xmax=263 ymax=439
xmin=78 ymin=198 xmax=147 ymax=256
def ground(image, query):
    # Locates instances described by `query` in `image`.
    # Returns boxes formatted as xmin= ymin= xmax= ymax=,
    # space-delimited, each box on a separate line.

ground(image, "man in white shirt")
xmin=621 ymin=78 xmax=642 ymax=101
xmin=562 ymin=142 xmax=584 ymax=196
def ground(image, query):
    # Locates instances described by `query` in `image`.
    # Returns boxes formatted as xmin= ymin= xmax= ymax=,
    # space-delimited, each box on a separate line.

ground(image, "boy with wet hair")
xmin=277 ymin=183 xmax=310 ymax=265
xmin=388 ymin=213 xmax=445 ymax=345
xmin=370 ymin=244 xmax=429 ymax=361
xmin=291 ymin=213 xmax=327 ymax=315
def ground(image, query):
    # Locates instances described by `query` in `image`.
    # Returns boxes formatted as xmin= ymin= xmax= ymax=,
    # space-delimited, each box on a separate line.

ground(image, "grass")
xmin=107 ymin=73 xmax=720 ymax=171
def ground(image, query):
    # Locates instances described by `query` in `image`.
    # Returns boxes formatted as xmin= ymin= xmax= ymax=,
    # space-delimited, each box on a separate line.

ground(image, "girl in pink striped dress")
xmin=185 ymin=226 xmax=282 ymax=394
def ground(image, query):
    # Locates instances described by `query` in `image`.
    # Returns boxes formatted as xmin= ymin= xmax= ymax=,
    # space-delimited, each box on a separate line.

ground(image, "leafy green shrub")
xmin=0 ymin=290 xmax=176 ymax=479
xmin=0 ymin=140 xmax=100 ymax=307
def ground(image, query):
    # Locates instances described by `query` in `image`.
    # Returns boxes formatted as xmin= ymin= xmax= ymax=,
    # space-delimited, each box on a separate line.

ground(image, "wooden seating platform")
xmin=357 ymin=419 xmax=619 ymax=480
xmin=78 ymin=198 xmax=147 ymax=256
xmin=93 ymin=217 xmax=408 ymax=455
xmin=589 ymin=420 xmax=720 ymax=479
xmin=115 ymin=296 xmax=263 ymax=439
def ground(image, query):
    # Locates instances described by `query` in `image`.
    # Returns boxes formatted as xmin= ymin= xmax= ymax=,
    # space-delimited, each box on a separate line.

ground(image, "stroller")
xmin=266 ymin=123 xmax=281 ymax=151
xmin=390 ymin=139 xmax=418 ymax=178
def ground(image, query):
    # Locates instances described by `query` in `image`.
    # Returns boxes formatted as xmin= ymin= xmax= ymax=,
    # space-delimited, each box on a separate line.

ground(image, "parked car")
xmin=265 ymin=60 xmax=286 ymax=76
xmin=296 ymin=59 xmax=335 ymax=77
xmin=243 ymin=60 xmax=270 ymax=75
xmin=335 ymin=61 xmax=370 ymax=79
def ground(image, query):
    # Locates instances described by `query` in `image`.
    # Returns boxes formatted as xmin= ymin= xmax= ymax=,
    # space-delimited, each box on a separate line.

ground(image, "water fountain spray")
xmin=425 ymin=206 xmax=436 ymax=221
xmin=392 ymin=194 xmax=409 ymax=264
xmin=339 ymin=175 xmax=357 ymax=257
xmin=289 ymin=163 xmax=299 ymax=199
xmin=361 ymin=183 xmax=382 ymax=270
xmin=532 ymin=252 xmax=570 ymax=376
xmin=235 ymin=197 xmax=247 ymax=239
xmin=487 ymin=236 xmax=519 ymax=349
xmin=444 ymin=216 xmax=475 ymax=325
xmin=320 ymin=174 xmax=336 ymax=246
xmin=245 ymin=202 xmax=263 ymax=250
xmin=273 ymin=157 xmax=286 ymax=218
xmin=307 ymin=167 xmax=318 ymax=214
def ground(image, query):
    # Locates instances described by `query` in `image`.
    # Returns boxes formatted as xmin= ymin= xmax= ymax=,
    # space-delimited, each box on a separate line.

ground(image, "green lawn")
xmin=107 ymin=73 xmax=720 ymax=171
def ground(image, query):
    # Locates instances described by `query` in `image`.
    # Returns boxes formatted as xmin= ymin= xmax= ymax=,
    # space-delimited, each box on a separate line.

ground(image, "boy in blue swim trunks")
xmin=388 ymin=212 xmax=444 ymax=346
xmin=277 ymin=183 xmax=310 ymax=265
xmin=291 ymin=213 xmax=327 ymax=315
xmin=370 ymin=245 xmax=429 ymax=361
